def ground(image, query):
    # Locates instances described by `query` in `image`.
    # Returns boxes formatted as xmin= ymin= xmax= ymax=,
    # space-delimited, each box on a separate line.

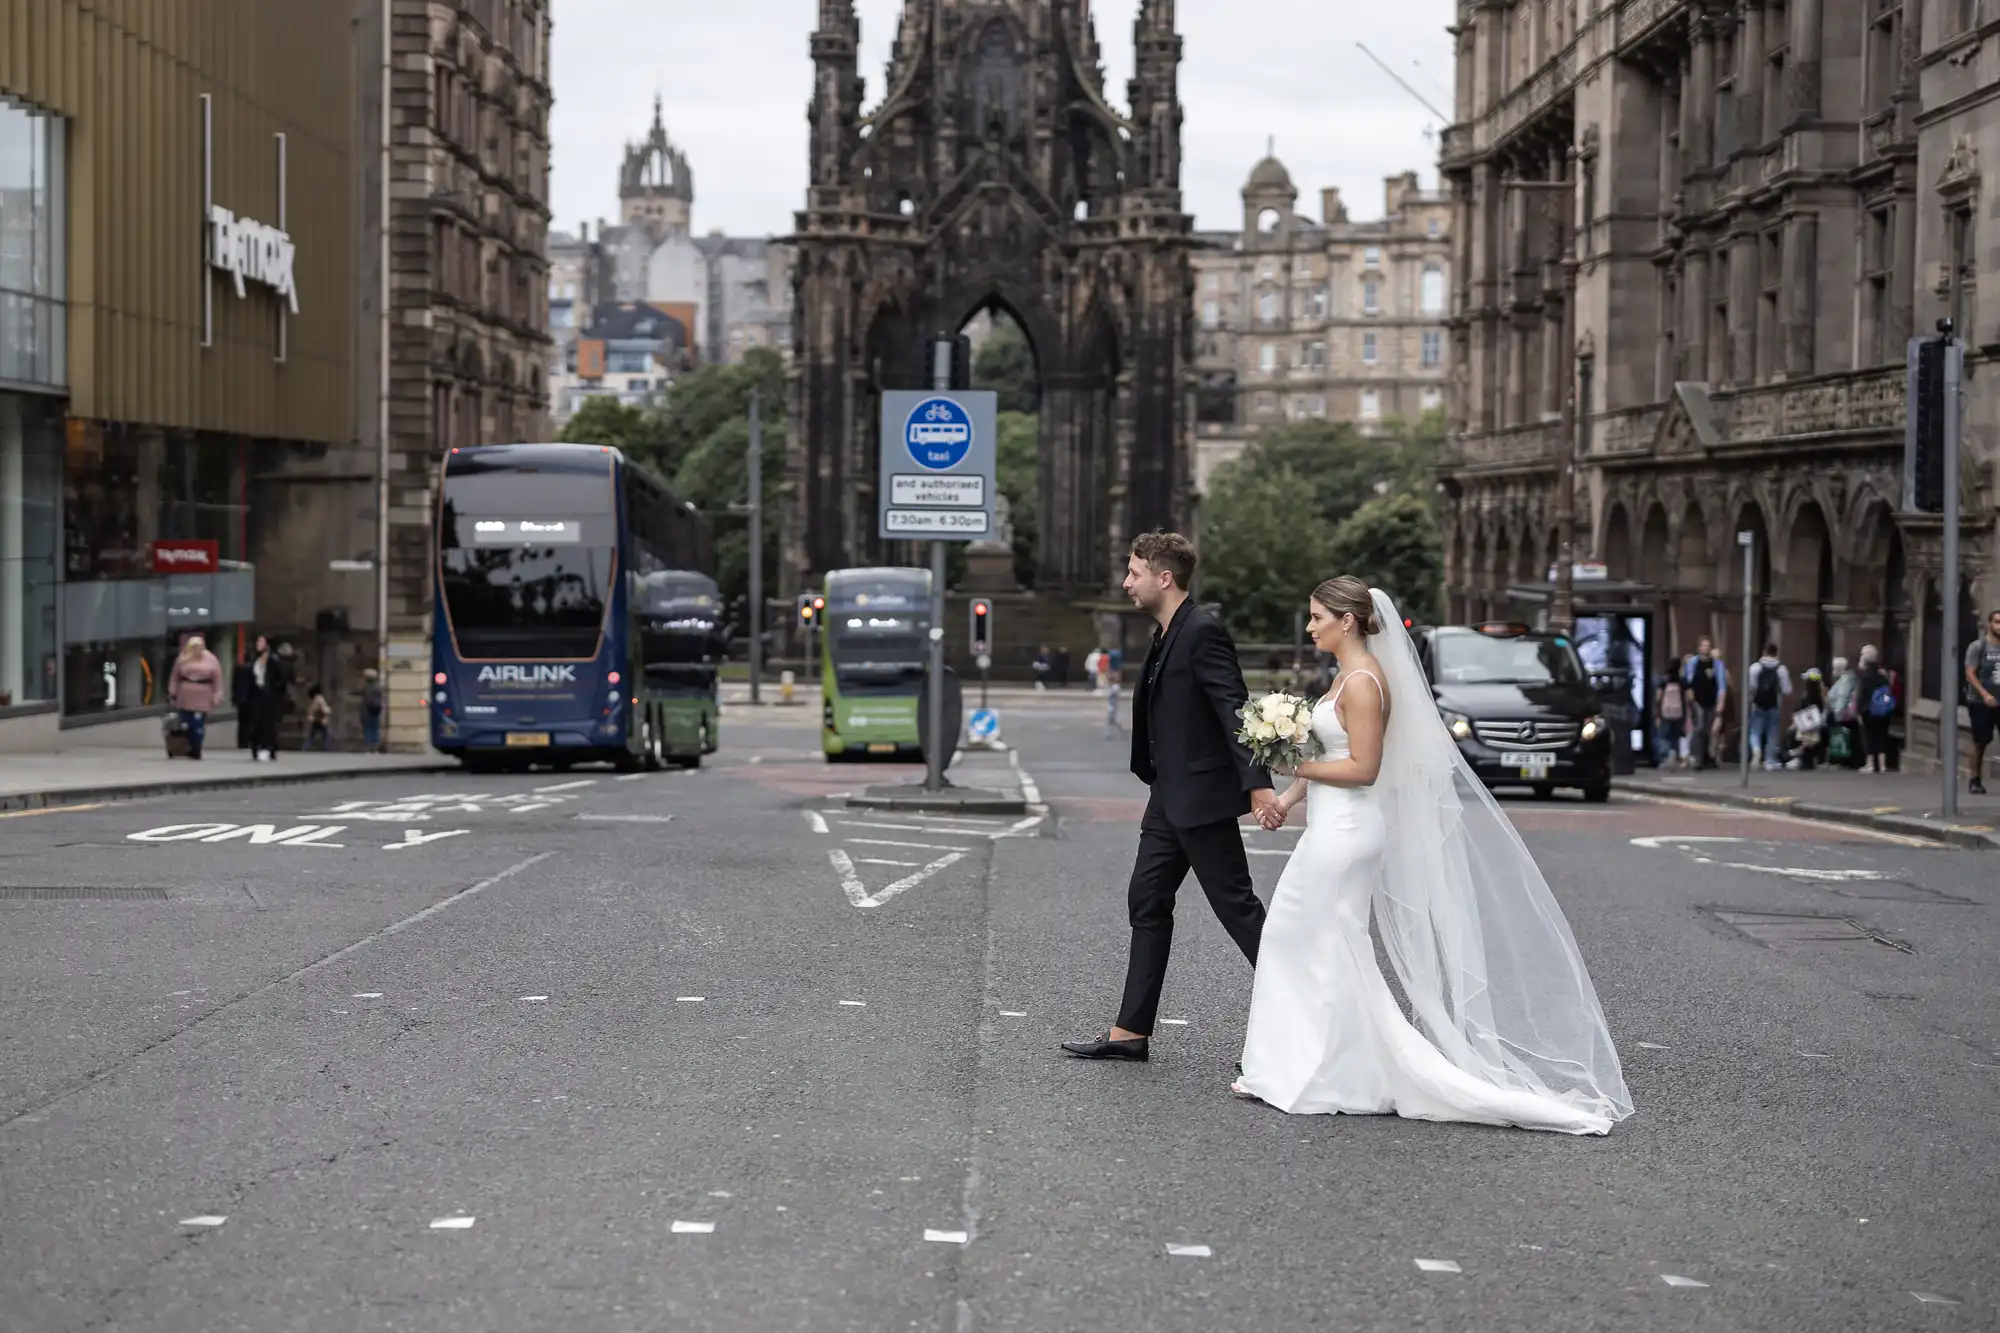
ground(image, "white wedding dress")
xmin=1235 ymin=592 xmax=1633 ymax=1136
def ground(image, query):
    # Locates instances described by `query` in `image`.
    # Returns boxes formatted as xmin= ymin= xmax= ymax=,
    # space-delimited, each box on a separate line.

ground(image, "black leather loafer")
xmin=1061 ymin=1033 xmax=1150 ymax=1061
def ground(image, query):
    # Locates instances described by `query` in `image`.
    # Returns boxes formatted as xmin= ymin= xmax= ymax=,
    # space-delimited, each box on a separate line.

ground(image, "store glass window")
xmin=0 ymin=394 xmax=60 ymax=709
xmin=61 ymin=424 xmax=252 ymax=718
xmin=0 ymin=100 xmax=67 ymax=390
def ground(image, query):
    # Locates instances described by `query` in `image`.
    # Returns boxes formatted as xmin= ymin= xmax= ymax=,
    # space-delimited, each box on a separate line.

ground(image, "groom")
xmin=1064 ymin=531 xmax=1280 ymax=1062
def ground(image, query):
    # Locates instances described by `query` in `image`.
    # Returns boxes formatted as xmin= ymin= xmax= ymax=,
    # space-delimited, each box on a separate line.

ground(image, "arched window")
xmin=1421 ymin=264 xmax=1447 ymax=315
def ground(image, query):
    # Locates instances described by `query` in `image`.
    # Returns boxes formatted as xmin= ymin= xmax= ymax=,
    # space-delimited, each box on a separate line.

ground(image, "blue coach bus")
xmin=431 ymin=442 xmax=716 ymax=771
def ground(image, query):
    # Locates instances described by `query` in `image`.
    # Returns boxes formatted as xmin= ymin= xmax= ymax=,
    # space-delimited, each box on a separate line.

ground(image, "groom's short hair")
xmin=1130 ymin=530 xmax=1197 ymax=589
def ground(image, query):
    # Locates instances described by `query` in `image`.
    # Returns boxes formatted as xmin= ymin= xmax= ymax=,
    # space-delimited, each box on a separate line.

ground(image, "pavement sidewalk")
xmin=0 ymin=747 xmax=451 ymax=814
xmin=1619 ymin=762 xmax=2000 ymax=850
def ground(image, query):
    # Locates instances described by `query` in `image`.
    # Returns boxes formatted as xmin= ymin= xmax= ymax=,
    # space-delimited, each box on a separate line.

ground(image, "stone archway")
xmin=1600 ymin=500 xmax=1634 ymax=582
xmin=1779 ymin=500 xmax=1835 ymax=671
xmin=1673 ymin=500 xmax=1715 ymax=657
xmin=789 ymin=1 xmax=1192 ymax=598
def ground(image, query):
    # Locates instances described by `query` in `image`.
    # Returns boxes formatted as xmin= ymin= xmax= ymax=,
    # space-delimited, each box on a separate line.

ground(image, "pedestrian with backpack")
xmin=1856 ymin=645 xmax=1895 ymax=773
xmin=1655 ymin=670 xmax=1687 ymax=768
xmin=1681 ymin=637 xmax=1729 ymax=770
xmin=1747 ymin=644 xmax=1791 ymax=771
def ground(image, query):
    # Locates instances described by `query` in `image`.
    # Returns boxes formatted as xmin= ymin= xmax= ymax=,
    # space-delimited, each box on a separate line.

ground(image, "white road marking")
xmin=1629 ymin=835 xmax=1745 ymax=849
xmin=352 ymin=992 xmax=383 ymax=999
xmin=924 ymin=1229 xmax=969 ymax=1245
xmin=749 ymin=756 xmax=764 ymax=764
xmin=127 ymin=823 xmax=346 ymax=848
xmin=520 ymin=995 xmax=548 ymax=1002
xmin=999 ymin=1011 xmax=1027 ymax=1017
xmin=1637 ymin=1042 xmax=1668 ymax=1050
xmin=848 ymin=837 xmax=971 ymax=852
xmin=804 ymin=811 xmax=830 ymax=834
xmin=861 ymin=852 xmax=966 ymax=908
xmin=676 ymin=996 xmax=706 ymax=1003
xmin=1165 ymin=1244 xmax=1212 ymax=1258
xmin=1159 ymin=1019 xmax=1190 ymax=1026
xmin=574 ymin=814 xmax=675 ymax=824
xmin=278 ymin=853 xmax=554 ymax=986
xmin=615 ymin=773 xmax=651 ymax=782
xmin=1414 ymin=1259 xmax=1462 ymax=1274
xmin=839 ymin=1000 xmax=867 ymax=1007
xmin=835 ymin=820 xmax=938 ymax=833
xmin=1626 ymin=797 xmax=1942 ymax=847
xmin=708 ymin=1191 xmax=733 ymax=1199
xmin=989 ymin=814 xmax=1047 ymax=839
xmin=386 ymin=829 xmax=469 ymax=850
xmin=856 ymin=858 xmax=922 ymax=867
xmin=1799 ymin=1051 xmax=1833 ymax=1059
xmin=179 ymin=1215 xmax=227 ymax=1227
xmin=1247 ymin=848 xmax=1291 ymax=857
xmin=1659 ymin=1274 xmax=1708 ymax=1288
xmin=671 ymin=1220 xmax=715 ymax=1234
xmin=1911 ymin=1292 xmax=1962 ymax=1305
xmin=1008 ymin=748 xmax=1043 ymax=807
xmin=535 ymin=779 xmax=599 ymax=793
xmin=430 ymin=1217 xmax=475 ymax=1230
xmin=828 ymin=850 xmax=870 ymax=907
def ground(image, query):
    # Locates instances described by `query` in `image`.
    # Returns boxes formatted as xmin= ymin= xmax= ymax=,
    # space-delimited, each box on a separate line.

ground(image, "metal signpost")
xmin=879 ymin=343 xmax=998 ymax=794
xmin=747 ymin=389 xmax=764 ymax=706
xmin=1738 ymin=530 xmax=1754 ymax=789
xmin=1942 ymin=333 xmax=1964 ymax=818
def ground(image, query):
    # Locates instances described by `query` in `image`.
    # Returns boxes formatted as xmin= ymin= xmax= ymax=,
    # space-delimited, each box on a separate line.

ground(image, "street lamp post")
xmin=1503 ymin=151 xmax=1582 ymax=634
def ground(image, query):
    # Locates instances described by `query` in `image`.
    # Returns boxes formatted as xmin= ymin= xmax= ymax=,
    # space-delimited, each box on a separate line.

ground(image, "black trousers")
xmin=1116 ymin=794 xmax=1266 ymax=1036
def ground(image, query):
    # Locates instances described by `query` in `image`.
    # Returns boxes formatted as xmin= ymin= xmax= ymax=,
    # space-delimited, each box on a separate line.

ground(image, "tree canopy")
xmin=1198 ymin=409 xmax=1447 ymax=640
xmin=972 ymin=318 xmax=1040 ymax=414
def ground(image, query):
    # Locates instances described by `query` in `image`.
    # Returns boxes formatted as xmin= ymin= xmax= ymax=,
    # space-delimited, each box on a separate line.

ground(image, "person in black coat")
xmin=236 ymin=635 xmax=290 ymax=761
xmin=1064 ymin=532 xmax=1279 ymax=1063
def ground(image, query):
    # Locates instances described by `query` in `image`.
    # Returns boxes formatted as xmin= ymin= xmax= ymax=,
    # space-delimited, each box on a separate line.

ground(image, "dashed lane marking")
xmin=1911 ymin=1292 xmax=1962 ymax=1305
xmin=574 ymin=814 xmax=675 ymax=824
xmin=676 ymin=996 xmax=705 ymax=1003
xmin=1166 ymin=1244 xmax=1212 ymax=1258
xmin=429 ymin=1217 xmax=475 ymax=1230
xmin=179 ymin=1215 xmax=226 ymax=1228
xmin=856 ymin=858 xmax=922 ymax=867
xmin=534 ymin=779 xmax=599 ymax=793
xmin=924 ymin=1229 xmax=969 ymax=1245
xmin=671 ymin=1220 xmax=715 ymax=1234
xmin=848 ymin=838 xmax=971 ymax=852
xmin=0 ymin=803 xmax=107 ymax=820
xmin=1659 ymin=1275 xmax=1709 ymax=1288
xmin=1414 ymin=1259 xmax=1462 ymax=1274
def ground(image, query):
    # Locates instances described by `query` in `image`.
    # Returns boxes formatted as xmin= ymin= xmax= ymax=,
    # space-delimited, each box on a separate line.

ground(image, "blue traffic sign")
xmin=904 ymin=396 xmax=975 ymax=470
xmin=968 ymin=708 xmax=1000 ymax=740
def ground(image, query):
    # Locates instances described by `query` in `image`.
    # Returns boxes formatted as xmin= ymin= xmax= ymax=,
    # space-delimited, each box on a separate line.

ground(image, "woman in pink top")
xmin=168 ymin=635 xmax=225 ymax=760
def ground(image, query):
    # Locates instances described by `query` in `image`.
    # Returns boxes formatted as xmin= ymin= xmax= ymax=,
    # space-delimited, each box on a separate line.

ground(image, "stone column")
xmin=1740 ymin=2 xmax=1766 ymax=150
xmin=1788 ymin=0 xmax=1823 ymax=124
xmin=1688 ymin=18 xmax=1715 ymax=172
xmin=1684 ymin=247 xmax=1711 ymax=384
xmin=1730 ymin=230 xmax=1760 ymax=386
xmin=1782 ymin=215 xmax=1818 ymax=375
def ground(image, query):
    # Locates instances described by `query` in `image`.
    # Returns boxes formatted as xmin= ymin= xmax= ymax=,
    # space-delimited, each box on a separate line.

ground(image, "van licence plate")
xmin=505 ymin=732 xmax=551 ymax=747
xmin=868 ymin=743 xmax=898 ymax=754
xmin=1501 ymin=751 xmax=1553 ymax=776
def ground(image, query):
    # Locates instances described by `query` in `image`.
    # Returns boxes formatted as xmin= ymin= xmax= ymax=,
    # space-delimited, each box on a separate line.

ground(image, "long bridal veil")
xmin=1364 ymin=589 xmax=1634 ymax=1124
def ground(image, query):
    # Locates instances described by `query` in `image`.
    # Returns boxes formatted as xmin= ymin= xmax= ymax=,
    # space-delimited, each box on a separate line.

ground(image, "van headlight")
xmin=1580 ymin=714 xmax=1607 ymax=742
xmin=1442 ymin=710 xmax=1473 ymax=741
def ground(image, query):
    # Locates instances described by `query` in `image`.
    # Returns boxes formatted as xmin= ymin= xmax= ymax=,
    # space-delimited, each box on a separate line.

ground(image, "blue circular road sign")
xmin=968 ymin=709 xmax=1000 ymax=739
xmin=904 ymin=396 xmax=975 ymax=470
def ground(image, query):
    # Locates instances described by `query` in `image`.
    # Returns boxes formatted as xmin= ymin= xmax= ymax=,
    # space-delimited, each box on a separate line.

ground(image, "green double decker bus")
xmin=820 ymin=566 xmax=931 ymax=761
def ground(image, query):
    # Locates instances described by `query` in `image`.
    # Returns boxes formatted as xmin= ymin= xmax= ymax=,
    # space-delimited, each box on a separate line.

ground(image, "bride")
xmin=1231 ymin=577 xmax=1634 ymax=1135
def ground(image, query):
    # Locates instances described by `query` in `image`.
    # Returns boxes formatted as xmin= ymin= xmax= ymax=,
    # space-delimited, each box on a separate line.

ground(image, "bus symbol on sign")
xmin=904 ymin=397 xmax=974 ymax=470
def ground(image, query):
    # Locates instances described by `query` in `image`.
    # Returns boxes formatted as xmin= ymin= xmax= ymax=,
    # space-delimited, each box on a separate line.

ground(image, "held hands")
xmin=1251 ymin=788 xmax=1288 ymax=831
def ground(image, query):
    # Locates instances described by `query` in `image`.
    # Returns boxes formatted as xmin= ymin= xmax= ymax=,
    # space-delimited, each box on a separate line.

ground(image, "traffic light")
xmin=797 ymin=593 xmax=819 ymax=628
xmin=1908 ymin=334 xmax=1949 ymax=513
xmin=969 ymin=598 xmax=993 ymax=653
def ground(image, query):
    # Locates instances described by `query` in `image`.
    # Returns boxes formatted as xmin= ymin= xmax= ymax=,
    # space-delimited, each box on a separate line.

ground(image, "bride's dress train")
xmin=1234 ymin=595 xmax=1632 ymax=1135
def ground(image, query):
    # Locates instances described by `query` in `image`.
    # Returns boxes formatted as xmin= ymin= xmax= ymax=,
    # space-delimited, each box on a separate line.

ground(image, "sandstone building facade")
xmin=1441 ymin=0 xmax=1998 ymax=773
xmin=1190 ymin=161 xmax=1453 ymax=490
xmin=372 ymin=0 xmax=554 ymax=748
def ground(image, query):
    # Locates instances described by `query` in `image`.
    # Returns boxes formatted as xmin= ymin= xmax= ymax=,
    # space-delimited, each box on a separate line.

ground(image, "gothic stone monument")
xmin=787 ymin=0 xmax=1196 ymax=600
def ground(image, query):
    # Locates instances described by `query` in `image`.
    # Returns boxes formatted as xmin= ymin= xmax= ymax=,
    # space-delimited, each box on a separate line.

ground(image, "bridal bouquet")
xmin=1236 ymin=691 xmax=1320 ymax=774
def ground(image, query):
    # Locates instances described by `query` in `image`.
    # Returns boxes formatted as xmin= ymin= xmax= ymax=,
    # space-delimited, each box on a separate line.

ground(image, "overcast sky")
xmin=547 ymin=1 xmax=1456 ymax=239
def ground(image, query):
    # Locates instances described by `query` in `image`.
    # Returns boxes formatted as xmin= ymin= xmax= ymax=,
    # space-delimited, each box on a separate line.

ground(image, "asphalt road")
xmin=1 ymin=694 xmax=1994 ymax=1332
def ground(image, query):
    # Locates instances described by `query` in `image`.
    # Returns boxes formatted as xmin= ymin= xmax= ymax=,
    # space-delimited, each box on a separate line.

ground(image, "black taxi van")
xmin=1412 ymin=622 xmax=1615 ymax=802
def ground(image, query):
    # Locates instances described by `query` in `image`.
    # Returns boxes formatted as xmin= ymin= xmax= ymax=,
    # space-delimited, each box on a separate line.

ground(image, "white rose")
xmin=1251 ymin=719 xmax=1277 ymax=742
xmin=1288 ymin=719 xmax=1312 ymax=743
xmin=1259 ymin=695 xmax=1289 ymax=723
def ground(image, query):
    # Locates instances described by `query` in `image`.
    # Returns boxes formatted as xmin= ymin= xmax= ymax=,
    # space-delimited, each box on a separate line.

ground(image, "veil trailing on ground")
xmin=1363 ymin=589 xmax=1634 ymax=1124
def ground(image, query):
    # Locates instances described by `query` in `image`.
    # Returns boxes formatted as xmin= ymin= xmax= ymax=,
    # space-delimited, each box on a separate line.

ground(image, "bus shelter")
xmin=1504 ymin=580 xmax=1663 ymax=774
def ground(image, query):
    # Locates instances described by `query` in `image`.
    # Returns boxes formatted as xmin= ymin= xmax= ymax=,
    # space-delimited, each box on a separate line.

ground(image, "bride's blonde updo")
xmin=1311 ymin=575 xmax=1382 ymax=635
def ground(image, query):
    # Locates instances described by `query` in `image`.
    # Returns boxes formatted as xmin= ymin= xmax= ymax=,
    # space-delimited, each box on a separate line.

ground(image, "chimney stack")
xmin=1320 ymin=187 xmax=1347 ymax=224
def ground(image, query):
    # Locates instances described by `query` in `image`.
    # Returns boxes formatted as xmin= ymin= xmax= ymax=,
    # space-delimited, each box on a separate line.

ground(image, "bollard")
xmin=780 ymin=669 xmax=795 ymax=705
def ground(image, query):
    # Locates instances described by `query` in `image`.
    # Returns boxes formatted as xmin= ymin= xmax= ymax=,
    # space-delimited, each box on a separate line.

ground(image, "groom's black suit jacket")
xmin=1130 ymin=600 xmax=1270 ymax=829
